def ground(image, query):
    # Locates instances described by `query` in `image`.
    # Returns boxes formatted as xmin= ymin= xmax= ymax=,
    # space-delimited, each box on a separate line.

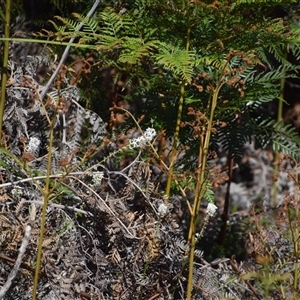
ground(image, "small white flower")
xmin=144 ymin=127 xmax=156 ymax=140
xmin=157 ymin=203 xmax=168 ymax=218
xmin=129 ymin=128 xmax=156 ymax=149
xmin=92 ymin=172 xmax=104 ymax=186
xmin=25 ymin=137 xmax=41 ymax=154
xmin=206 ymin=203 xmax=218 ymax=217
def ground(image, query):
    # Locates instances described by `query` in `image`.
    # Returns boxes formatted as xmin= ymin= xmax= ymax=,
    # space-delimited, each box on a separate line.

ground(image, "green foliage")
xmin=156 ymin=47 xmax=196 ymax=83
xmin=4 ymin=0 xmax=300 ymax=299
xmin=259 ymin=119 xmax=300 ymax=161
xmin=231 ymin=0 xmax=298 ymax=11
xmin=12 ymin=0 xmax=300 ymax=226
xmin=43 ymin=0 xmax=300 ymax=192
xmin=48 ymin=3 xmax=297 ymax=92
xmin=203 ymin=178 xmax=215 ymax=203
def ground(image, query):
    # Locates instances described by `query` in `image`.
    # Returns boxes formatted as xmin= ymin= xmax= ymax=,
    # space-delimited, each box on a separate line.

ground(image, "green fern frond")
xmin=255 ymin=47 xmax=273 ymax=69
xmin=267 ymin=45 xmax=292 ymax=66
xmin=259 ymin=119 xmax=300 ymax=161
xmin=273 ymin=122 xmax=300 ymax=161
xmin=240 ymin=62 xmax=299 ymax=106
xmin=203 ymin=178 xmax=214 ymax=203
xmin=54 ymin=15 xmax=81 ymax=34
xmin=155 ymin=45 xmax=196 ymax=83
xmin=118 ymin=38 xmax=159 ymax=64
xmin=48 ymin=7 xmax=135 ymax=47
xmin=99 ymin=7 xmax=133 ymax=37
xmin=257 ymin=65 xmax=296 ymax=82
xmin=194 ymin=53 xmax=227 ymax=70
xmin=215 ymin=110 xmax=254 ymax=162
xmin=239 ymin=66 xmax=258 ymax=83
xmin=96 ymin=36 xmax=125 ymax=51
xmin=47 ymin=19 xmax=69 ymax=40
xmin=290 ymin=44 xmax=300 ymax=61
xmin=241 ymin=83 xmax=279 ymax=105
xmin=72 ymin=13 xmax=99 ymax=34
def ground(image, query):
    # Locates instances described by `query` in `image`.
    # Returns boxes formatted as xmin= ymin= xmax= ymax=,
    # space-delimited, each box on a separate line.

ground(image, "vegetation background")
xmin=1 ymin=0 xmax=300 ymax=299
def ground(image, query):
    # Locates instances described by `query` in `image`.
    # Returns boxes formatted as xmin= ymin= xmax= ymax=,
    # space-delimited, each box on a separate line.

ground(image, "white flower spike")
xmin=25 ymin=137 xmax=41 ymax=154
xmin=92 ymin=172 xmax=104 ymax=185
xmin=206 ymin=203 xmax=218 ymax=217
xmin=157 ymin=203 xmax=168 ymax=218
xmin=129 ymin=128 xmax=156 ymax=149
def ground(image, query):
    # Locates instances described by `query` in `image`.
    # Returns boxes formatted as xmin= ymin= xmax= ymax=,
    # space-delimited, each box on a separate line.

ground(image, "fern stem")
xmin=272 ymin=47 xmax=287 ymax=206
xmin=32 ymin=101 xmax=58 ymax=299
xmin=186 ymin=89 xmax=217 ymax=299
xmin=186 ymin=69 xmax=226 ymax=299
xmin=0 ymin=37 xmax=98 ymax=48
xmin=0 ymin=0 xmax=11 ymax=141
xmin=165 ymin=5 xmax=191 ymax=197
xmin=165 ymin=82 xmax=185 ymax=196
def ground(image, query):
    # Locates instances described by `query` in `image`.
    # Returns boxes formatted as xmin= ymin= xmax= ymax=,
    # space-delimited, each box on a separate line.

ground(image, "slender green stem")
xmin=165 ymin=4 xmax=191 ymax=197
xmin=288 ymin=206 xmax=299 ymax=296
xmin=186 ymin=82 xmax=221 ymax=299
xmin=0 ymin=0 xmax=11 ymax=140
xmin=165 ymin=82 xmax=186 ymax=196
xmin=186 ymin=59 xmax=227 ymax=297
xmin=272 ymin=47 xmax=287 ymax=207
xmin=0 ymin=37 xmax=98 ymax=49
xmin=32 ymin=105 xmax=58 ymax=300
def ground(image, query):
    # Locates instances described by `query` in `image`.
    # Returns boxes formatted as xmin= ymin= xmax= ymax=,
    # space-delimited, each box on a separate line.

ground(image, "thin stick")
xmin=69 ymin=175 xmax=144 ymax=240
xmin=1 ymin=199 xmax=93 ymax=216
xmin=40 ymin=0 xmax=101 ymax=100
xmin=0 ymin=204 xmax=36 ymax=298
xmin=0 ymin=171 xmax=105 ymax=188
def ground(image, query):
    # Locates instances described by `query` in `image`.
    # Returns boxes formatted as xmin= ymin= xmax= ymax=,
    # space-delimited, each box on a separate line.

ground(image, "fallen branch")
xmin=0 ymin=204 xmax=36 ymax=298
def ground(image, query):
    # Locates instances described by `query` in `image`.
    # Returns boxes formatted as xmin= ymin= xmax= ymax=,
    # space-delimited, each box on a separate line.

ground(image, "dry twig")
xmin=0 ymin=204 xmax=36 ymax=298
